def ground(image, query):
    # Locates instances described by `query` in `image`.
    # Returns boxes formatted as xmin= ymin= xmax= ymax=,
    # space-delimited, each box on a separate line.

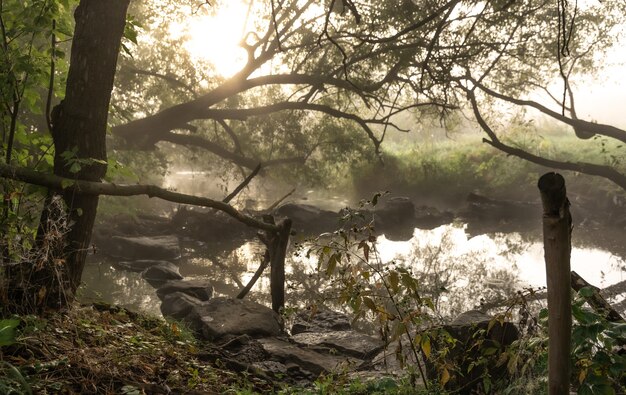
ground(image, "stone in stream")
xmin=109 ymin=235 xmax=181 ymax=260
xmin=113 ymin=259 xmax=173 ymax=273
xmin=291 ymin=330 xmax=385 ymax=359
xmin=275 ymin=203 xmax=340 ymax=234
xmin=258 ymin=337 xmax=363 ymax=376
xmin=156 ymin=278 xmax=214 ymax=301
xmin=141 ymin=262 xmax=183 ymax=287
xmin=160 ymin=292 xmax=205 ymax=320
xmin=291 ymin=310 xmax=351 ymax=334
xmin=184 ymin=297 xmax=283 ymax=340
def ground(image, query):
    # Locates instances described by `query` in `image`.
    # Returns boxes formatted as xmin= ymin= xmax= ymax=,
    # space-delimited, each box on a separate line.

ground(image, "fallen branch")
xmin=571 ymin=271 xmax=624 ymax=323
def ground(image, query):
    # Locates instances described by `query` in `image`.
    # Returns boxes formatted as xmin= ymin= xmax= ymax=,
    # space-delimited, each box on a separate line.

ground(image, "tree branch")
xmin=161 ymin=132 xmax=305 ymax=170
xmin=0 ymin=163 xmax=280 ymax=232
xmin=468 ymin=76 xmax=626 ymax=144
xmin=466 ymin=89 xmax=626 ymax=190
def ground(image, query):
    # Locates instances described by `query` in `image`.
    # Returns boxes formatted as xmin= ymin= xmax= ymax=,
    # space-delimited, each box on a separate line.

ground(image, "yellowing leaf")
xmin=362 ymin=297 xmax=377 ymax=311
xmin=578 ymin=368 xmax=588 ymax=384
xmin=421 ymin=335 xmax=431 ymax=360
xmin=440 ymin=367 xmax=450 ymax=386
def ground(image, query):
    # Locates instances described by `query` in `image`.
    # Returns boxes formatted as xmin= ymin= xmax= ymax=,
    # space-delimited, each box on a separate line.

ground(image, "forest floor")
xmin=1 ymin=303 xmax=276 ymax=394
xmin=0 ymin=303 xmax=415 ymax=395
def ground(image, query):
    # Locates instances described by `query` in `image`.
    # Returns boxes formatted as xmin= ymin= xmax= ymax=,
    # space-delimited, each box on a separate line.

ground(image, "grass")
xmin=348 ymin=131 xmax=625 ymax=206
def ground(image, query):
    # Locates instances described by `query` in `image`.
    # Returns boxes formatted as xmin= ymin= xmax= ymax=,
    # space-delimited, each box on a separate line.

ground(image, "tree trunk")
xmin=538 ymin=172 xmax=572 ymax=395
xmin=9 ymin=0 xmax=129 ymax=312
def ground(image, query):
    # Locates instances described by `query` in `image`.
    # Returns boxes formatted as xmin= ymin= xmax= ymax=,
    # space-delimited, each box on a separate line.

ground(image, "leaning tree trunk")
xmin=12 ymin=0 xmax=129 ymax=312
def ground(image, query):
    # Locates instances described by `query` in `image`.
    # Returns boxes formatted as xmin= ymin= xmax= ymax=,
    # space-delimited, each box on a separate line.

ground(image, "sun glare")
xmin=183 ymin=2 xmax=250 ymax=77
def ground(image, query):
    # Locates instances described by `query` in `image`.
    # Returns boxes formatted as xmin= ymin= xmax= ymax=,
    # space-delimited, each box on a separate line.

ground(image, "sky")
xmin=570 ymin=45 xmax=626 ymax=128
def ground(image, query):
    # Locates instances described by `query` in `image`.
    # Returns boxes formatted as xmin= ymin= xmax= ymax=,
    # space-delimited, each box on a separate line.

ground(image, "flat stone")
xmin=291 ymin=310 xmax=351 ymax=334
xmin=141 ymin=262 xmax=182 ymax=287
xmin=258 ymin=338 xmax=362 ymax=376
xmin=160 ymin=292 xmax=204 ymax=320
xmin=113 ymin=260 xmax=174 ymax=273
xmin=186 ymin=297 xmax=282 ymax=340
xmin=110 ymin=235 xmax=181 ymax=260
xmin=156 ymin=278 xmax=214 ymax=301
xmin=291 ymin=330 xmax=384 ymax=359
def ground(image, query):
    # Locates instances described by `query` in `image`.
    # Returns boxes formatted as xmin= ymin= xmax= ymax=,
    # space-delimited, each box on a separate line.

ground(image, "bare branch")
xmin=465 ymin=88 xmax=626 ymax=190
xmin=467 ymin=76 xmax=626 ymax=144
xmin=0 ymin=163 xmax=280 ymax=232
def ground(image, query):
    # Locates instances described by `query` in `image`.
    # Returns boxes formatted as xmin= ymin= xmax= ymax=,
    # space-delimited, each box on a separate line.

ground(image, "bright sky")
xmin=570 ymin=46 xmax=626 ymax=128
xmin=175 ymin=1 xmax=626 ymax=128
xmin=174 ymin=1 xmax=250 ymax=77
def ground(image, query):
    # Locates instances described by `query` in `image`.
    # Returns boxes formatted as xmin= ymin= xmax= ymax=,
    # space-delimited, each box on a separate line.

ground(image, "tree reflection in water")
xmin=80 ymin=224 xmax=625 ymax=320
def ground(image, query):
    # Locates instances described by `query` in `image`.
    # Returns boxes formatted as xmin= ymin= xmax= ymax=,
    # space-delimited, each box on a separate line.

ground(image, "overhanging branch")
xmin=0 ymin=163 xmax=280 ymax=232
xmin=468 ymin=76 xmax=626 ymax=144
xmin=466 ymin=89 xmax=626 ymax=191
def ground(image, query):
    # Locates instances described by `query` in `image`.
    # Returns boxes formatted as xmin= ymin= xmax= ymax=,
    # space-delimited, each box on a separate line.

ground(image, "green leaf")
xmin=388 ymin=270 xmax=399 ymax=293
xmin=60 ymin=179 xmax=75 ymax=189
xmin=421 ymin=335 xmax=431 ymax=359
xmin=0 ymin=319 xmax=21 ymax=346
xmin=578 ymin=286 xmax=595 ymax=298
xmin=362 ymin=297 xmax=376 ymax=312
xmin=325 ymin=253 xmax=339 ymax=275
xmin=69 ymin=161 xmax=81 ymax=174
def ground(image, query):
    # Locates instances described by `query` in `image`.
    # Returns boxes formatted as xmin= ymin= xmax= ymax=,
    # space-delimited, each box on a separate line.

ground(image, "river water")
xmin=80 ymin=220 xmax=626 ymax=319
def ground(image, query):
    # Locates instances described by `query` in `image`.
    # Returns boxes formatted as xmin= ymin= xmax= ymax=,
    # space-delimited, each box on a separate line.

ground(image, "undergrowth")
xmin=0 ymin=303 xmax=274 ymax=394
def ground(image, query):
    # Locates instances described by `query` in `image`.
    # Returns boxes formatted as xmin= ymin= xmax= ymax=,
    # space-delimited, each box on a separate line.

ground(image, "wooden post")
xmin=538 ymin=172 xmax=572 ymax=395
xmin=270 ymin=218 xmax=292 ymax=313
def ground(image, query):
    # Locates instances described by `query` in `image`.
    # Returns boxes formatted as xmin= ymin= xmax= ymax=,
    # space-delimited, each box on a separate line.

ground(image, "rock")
xmin=171 ymin=207 xmax=255 ymax=242
xmin=141 ymin=262 xmax=183 ymax=287
xmin=275 ymin=203 xmax=340 ymax=234
xmin=425 ymin=310 xmax=520 ymax=393
xmin=375 ymin=197 xmax=415 ymax=222
xmin=291 ymin=310 xmax=351 ymax=334
xmin=109 ymin=235 xmax=181 ymax=260
xmin=185 ymin=297 xmax=283 ymax=340
xmin=414 ymin=206 xmax=455 ymax=230
xmin=113 ymin=260 xmax=174 ymax=273
xmin=156 ymin=279 xmax=214 ymax=301
xmin=160 ymin=292 xmax=204 ymax=320
xmin=373 ymin=197 xmax=417 ymax=241
xmin=258 ymin=338 xmax=362 ymax=376
xmin=292 ymin=330 xmax=385 ymax=359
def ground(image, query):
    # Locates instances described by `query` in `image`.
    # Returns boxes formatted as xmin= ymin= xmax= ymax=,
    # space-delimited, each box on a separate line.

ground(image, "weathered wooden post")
xmin=538 ymin=172 xmax=572 ymax=395
xmin=270 ymin=218 xmax=292 ymax=313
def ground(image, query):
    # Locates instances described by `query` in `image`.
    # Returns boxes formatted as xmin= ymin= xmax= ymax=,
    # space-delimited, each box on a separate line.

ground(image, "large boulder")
xmin=141 ymin=262 xmax=183 ymax=287
xmin=160 ymin=292 xmax=205 ymax=320
xmin=109 ymin=235 xmax=181 ymax=260
xmin=113 ymin=259 xmax=173 ymax=273
xmin=291 ymin=310 xmax=351 ymax=335
xmin=275 ymin=203 xmax=340 ymax=234
xmin=184 ymin=297 xmax=283 ymax=340
xmin=156 ymin=278 xmax=214 ymax=301
xmin=171 ymin=207 xmax=255 ymax=242
xmin=292 ymin=330 xmax=384 ymax=359
xmin=258 ymin=338 xmax=362 ymax=376
xmin=374 ymin=197 xmax=416 ymax=240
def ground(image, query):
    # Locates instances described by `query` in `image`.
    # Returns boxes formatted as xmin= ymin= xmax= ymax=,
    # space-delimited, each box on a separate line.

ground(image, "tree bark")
xmin=13 ymin=0 xmax=130 ymax=312
xmin=538 ymin=172 xmax=572 ymax=395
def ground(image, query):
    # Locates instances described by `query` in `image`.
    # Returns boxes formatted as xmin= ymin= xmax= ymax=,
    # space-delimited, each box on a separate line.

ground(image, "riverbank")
xmin=0 ymin=303 xmax=419 ymax=394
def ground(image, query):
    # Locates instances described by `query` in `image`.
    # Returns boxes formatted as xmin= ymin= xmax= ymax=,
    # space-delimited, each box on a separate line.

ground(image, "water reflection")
xmin=80 ymin=224 xmax=625 ymax=319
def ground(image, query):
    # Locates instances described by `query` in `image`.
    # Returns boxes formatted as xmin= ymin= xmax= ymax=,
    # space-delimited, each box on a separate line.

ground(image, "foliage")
xmin=571 ymin=287 xmax=626 ymax=395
